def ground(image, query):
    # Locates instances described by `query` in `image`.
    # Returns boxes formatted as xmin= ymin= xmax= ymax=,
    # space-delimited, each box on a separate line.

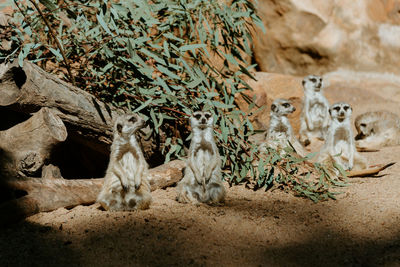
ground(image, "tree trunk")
xmin=347 ymin=162 xmax=395 ymax=177
xmin=0 ymin=107 xmax=67 ymax=177
xmin=0 ymin=60 xmax=116 ymax=154
xmin=148 ymin=159 xmax=185 ymax=191
xmin=0 ymin=160 xmax=185 ymax=226
xmin=41 ymin=164 xmax=63 ymax=179
xmin=0 ymin=61 xmax=163 ymax=164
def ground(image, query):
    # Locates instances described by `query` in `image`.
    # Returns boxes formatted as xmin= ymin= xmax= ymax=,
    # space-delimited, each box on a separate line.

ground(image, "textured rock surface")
xmin=236 ymin=72 xmax=303 ymax=133
xmin=253 ymin=0 xmax=400 ymax=75
xmin=238 ymin=70 xmax=400 ymax=136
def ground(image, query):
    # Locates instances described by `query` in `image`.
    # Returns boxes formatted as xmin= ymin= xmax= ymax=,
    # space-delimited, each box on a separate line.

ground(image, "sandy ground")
xmin=1 ymin=80 xmax=400 ymax=266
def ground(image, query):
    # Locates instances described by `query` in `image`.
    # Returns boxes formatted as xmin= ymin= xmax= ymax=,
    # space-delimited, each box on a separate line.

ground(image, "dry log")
xmin=0 ymin=107 xmax=67 ymax=177
xmin=347 ymin=162 xmax=395 ymax=178
xmin=0 ymin=160 xmax=185 ymax=226
xmin=41 ymin=164 xmax=63 ymax=179
xmin=148 ymin=160 xmax=185 ymax=191
xmin=0 ymin=61 xmax=163 ymax=163
xmin=0 ymin=60 xmax=115 ymax=153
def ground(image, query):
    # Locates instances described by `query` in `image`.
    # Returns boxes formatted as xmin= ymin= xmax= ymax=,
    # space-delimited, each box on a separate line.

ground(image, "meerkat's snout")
xmin=316 ymin=78 xmax=322 ymax=89
xmin=192 ymin=111 xmax=213 ymax=129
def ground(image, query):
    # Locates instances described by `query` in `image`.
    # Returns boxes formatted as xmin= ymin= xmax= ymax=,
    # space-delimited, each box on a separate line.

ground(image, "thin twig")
xmin=159 ymin=106 xmax=190 ymax=117
xmin=28 ymin=0 xmax=76 ymax=85
xmin=13 ymin=0 xmax=25 ymax=16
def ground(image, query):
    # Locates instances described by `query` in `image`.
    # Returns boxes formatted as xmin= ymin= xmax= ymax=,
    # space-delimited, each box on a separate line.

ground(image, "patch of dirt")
xmin=1 ymin=81 xmax=400 ymax=266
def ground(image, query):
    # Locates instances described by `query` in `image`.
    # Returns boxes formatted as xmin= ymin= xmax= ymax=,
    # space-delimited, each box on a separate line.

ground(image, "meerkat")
xmin=318 ymin=102 xmax=367 ymax=170
xmin=260 ymin=98 xmax=306 ymax=157
xmin=355 ymin=110 xmax=400 ymax=150
xmin=176 ymin=111 xmax=225 ymax=205
xmin=299 ymin=75 xmax=330 ymax=146
xmin=97 ymin=113 xmax=152 ymax=211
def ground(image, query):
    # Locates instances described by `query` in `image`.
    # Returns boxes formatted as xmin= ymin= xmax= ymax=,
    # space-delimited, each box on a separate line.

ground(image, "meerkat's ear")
xmin=329 ymin=108 xmax=332 ymax=116
xmin=116 ymin=123 xmax=123 ymax=133
xmin=302 ymin=80 xmax=306 ymax=86
xmin=271 ymin=104 xmax=277 ymax=112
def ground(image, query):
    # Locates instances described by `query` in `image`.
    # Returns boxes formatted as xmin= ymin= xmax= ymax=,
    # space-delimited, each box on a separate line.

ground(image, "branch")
xmin=28 ymin=0 xmax=76 ymax=85
xmin=0 ymin=160 xmax=185 ymax=227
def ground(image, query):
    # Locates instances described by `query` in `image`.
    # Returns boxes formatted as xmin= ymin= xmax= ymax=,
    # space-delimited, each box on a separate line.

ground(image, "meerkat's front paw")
xmin=348 ymin=163 xmax=353 ymax=171
xmin=355 ymin=139 xmax=368 ymax=149
xmin=133 ymin=177 xmax=142 ymax=190
xmin=110 ymin=182 xmax=123 ymax=193
xmin=118 ymin=179 xmax=131 ymax=191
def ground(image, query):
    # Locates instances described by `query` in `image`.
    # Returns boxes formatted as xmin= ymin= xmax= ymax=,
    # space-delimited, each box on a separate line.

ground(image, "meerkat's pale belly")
xmin=195 ymin=149 xmax=212 ymax=177
xmin=121 ymin=152 xmax=137 ymax=177
xmin=333 ymin=140 xmax=350 ymax=158
xmin=310 ymin=102 xmax=326 ymax=126
xmin=333 ymin=128 xmax=351 ymax=159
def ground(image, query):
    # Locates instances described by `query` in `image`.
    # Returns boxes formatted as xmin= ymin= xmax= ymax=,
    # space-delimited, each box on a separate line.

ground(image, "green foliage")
xmin=2 ymin=0 xmax=345 ymax=201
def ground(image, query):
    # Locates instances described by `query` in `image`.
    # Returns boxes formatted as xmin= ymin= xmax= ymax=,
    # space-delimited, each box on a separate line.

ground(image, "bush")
xmin=2 ymin=0 xmax=345 ymax=201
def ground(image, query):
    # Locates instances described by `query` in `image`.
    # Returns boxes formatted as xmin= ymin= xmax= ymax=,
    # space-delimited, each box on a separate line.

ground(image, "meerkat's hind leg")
xmin=176 ymin=182 xmax=202 ymax=205
xmin=353 ymin=152 xmax=368 ymax=170
xmin=206 ymin=182 xmax=226 ymax=205
xmin=97 ymin=173 xmax=125 ymax=211
xmin=317 ymin=127 xmax=327 ymax=141
xmin=176 ymin=190 xmax=201 ymax=205
xmin=125 ymin=191 xmax=152 ymax=210
xmin=299 ymin=120 xmax=311 ymax=146
xmin=356 ymin=128 xmax=399 ymax=150
xmin=97 ymin=191 xmax=125 ymax=211
xmin=355 ymin=135 xmax=384 ymax=150
xmin=125 ymin=180 xmax=152 ymax=210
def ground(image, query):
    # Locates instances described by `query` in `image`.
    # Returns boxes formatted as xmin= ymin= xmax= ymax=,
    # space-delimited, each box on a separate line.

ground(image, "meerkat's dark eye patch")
xmin=282 ymin=103 xmax=290 ymax=108
xmin=310 ymin=78 xmax=317 ymax=83
xmin=343 ymin=106 xmax=350 ymax=111
xmin=128 ymin=116 xmax=137 ymax=123
xmin=360 ymin=123 xmax=366 ymax=127
xmin=116 ymin=123 xmax=123 ymax=133
xmin=194 ymin=114 xmax=202 ymax=120
xmin=204 ymin=113 xmax=211 ymax=119
xmin=333 ymin=106 xmax=341 ymax=112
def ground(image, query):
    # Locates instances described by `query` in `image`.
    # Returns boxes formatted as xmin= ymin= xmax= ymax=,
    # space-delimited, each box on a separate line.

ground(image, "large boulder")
xmin=236 ymin=72 xmax=303 ymax=133
xmin=253 ymin=0 xmax=400 ymax=75
xmin=239 ymin=70 xmax=400 ymax=140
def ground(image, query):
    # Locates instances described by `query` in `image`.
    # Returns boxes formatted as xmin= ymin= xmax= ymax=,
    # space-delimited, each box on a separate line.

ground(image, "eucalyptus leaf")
xmin=4 ymin=0 xmax=343 ymax=202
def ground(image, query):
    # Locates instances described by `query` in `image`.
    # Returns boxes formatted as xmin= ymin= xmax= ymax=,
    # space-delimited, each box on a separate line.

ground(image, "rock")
xmin=237 ymin=69 xmax=400 ymax=138
xmin=0 ymin=1 xmax=14 ymax=16
xmin=253 ymin=0 xmax=400 ymax=76
xmin=324 ymin=69 xmax=400 ymax=104
xmin=0 ymin=11 xmax=8 ymax=26
xmin=0 ymin=11 xmax=12 ymax=51
xmin=0 ymin=63 xmax=7 ymax=78
xmin=237 ymin=72 xmax=303 ymax=133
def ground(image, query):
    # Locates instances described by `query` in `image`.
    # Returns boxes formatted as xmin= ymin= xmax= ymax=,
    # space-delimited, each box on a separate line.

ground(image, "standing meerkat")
xmin=260 ymin=98 xmax=306 ymax=157
xmin=97 ymin=113 xmax=152 ymax=211
xmin=318 ymin=102 xmax=366 ymax=170
xmin=355 ymin=110 xmax=400 ymax=150
xmin=299 ymin=75 xmax=330 ymax=146
xmin=176 ymin=111 xmax=225 ymax=205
